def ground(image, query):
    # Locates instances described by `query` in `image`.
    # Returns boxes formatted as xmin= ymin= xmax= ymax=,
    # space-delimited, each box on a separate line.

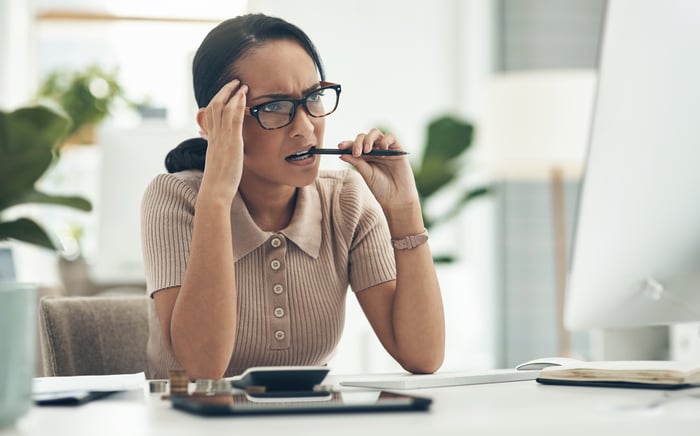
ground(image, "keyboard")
xmin=339 ymin=368 xmax=539 ymax=390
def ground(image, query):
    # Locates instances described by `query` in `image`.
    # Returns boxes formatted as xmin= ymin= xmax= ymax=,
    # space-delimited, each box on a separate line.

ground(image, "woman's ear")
xmin=196 ymin=108 xmax=208 ymax=139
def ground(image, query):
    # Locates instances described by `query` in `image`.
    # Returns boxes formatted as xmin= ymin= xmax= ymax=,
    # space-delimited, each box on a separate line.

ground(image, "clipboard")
xmin=34 ymin=390 xmax=119 ymax=406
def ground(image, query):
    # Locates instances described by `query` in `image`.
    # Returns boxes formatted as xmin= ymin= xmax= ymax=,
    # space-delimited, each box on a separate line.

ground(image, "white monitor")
xmin=564 ymin=0 xmax=700 ymax=329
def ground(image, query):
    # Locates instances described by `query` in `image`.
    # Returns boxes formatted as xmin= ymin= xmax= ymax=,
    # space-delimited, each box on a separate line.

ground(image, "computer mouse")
xmin=515 ymin=357 xmax=584 ymax=371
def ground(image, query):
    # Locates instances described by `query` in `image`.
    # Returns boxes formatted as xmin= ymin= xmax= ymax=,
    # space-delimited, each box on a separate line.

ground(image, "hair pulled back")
xmin=164 ymin=14 xmax=325 ymax=173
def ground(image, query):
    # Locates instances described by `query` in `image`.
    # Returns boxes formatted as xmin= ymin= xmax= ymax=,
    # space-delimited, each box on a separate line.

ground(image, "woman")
xmin=141 ymin=13 xmax=444 ymax=380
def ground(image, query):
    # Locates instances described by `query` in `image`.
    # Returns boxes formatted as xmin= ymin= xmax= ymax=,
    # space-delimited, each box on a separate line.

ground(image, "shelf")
xmin=36 ymin=10 xmax=222 ymax=24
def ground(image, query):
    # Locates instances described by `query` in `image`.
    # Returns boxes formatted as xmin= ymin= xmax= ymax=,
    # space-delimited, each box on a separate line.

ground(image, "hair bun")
xmin=165 ymin=138 xmax=207 ymax=173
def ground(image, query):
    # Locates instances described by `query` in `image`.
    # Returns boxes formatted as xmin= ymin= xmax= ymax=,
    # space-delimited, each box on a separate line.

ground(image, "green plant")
xmin=36 ymin=65 xmax=126 ymax=138
xmin=0 ymin=104 xmax=92 ymax=250
xmin=412 ymin=115 xmax=490 ymax=262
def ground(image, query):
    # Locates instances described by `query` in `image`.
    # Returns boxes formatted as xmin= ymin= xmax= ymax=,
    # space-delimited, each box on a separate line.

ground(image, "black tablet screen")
xmin=171 ymin=390 xmax=431 ymax=416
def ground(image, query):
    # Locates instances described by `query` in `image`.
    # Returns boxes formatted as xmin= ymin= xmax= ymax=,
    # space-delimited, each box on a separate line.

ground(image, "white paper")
xmin=33 ymin=372 xmax=146 ymax=395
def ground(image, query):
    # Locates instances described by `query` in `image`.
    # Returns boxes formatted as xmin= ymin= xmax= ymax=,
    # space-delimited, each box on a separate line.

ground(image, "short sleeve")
xmin=337 ymin=171 xmax=397 ymax=292
xmin=140 ymin=173 xmax=198 ymax=296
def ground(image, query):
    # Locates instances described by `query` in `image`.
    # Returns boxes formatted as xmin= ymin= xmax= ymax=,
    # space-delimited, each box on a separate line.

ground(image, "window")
xmin=36 ymin=0 xmax=247 ymax=127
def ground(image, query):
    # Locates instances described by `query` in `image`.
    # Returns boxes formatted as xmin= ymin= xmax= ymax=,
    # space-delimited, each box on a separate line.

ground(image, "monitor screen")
xmin=564 ymin=0 xmax=700 ymax=329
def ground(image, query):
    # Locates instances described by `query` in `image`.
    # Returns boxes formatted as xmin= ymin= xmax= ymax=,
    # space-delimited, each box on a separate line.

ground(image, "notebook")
xmin=339 ymin=368 xmax=539 ymax=390
xmin=536 ymin=360 xmax=700 ymax=390
xmin=33 ymin=372 xmax=146 ymax=405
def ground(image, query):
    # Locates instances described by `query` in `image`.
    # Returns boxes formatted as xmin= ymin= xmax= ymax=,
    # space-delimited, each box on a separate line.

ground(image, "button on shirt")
xmin=142 ymin=169 xmax=397 ymax=379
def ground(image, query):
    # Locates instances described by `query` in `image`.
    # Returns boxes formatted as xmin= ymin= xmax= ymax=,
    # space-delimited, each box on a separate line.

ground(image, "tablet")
xmin=170 ymin=390 xmax=432 ymax=416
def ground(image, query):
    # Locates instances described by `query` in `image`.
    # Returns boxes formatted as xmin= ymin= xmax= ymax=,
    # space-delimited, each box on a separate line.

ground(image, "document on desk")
xmin=537 ymin=361 xmax=700 ymax=390
xmin=33 ymin=372 xmax=146 ymax=404
xmin=340 ymin=369 xmax=539 ymax=390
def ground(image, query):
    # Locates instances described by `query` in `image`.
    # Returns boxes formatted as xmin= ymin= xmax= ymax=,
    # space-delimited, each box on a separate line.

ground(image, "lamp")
xmin=475 ymin=70 xmax=596 ymax=358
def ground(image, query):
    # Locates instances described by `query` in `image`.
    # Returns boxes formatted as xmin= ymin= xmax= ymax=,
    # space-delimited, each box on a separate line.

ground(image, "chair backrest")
xmin=39 ymin=295 xmax=148 ymax=376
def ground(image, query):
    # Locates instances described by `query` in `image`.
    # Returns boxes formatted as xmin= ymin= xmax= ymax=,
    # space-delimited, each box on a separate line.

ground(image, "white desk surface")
xmin=3 ymin=374 xmax=699 ymax=436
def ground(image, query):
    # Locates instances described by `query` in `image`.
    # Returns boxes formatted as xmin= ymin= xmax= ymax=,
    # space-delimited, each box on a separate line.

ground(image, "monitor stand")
xmin=589 ymin=326 xmax=670 ymax=361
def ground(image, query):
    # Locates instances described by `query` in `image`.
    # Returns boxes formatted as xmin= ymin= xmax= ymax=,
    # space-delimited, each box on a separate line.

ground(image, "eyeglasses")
xmin=245 ymin=81 xmax=341 ymax=130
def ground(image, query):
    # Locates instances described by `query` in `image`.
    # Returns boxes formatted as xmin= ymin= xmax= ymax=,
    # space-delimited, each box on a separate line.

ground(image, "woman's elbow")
xmin=399 ymin=350 xmax=444 ymax=375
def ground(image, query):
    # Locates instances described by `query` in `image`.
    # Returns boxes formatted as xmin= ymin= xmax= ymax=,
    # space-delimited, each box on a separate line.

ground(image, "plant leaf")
xmin=0 ymin=189 xmax=92 ymax=212
xmin=0 ymin=105 xmax=72 ymax=202
xmin=429 ymin=186 xmax=492 ymax=228
xmin=413 ymin=115 xmax=474 ymax=200
xmin=421 ymin=116 xmax=474 ymax=169
xmin=414 ymin=160 xmax=457 ymax=199
xmin=0 ymin=218 xmax=57 ymax=250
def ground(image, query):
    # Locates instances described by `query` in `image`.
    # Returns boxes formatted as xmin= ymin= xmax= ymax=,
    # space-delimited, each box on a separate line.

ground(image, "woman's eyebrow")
xmin=250 ymin=83 xmax=322 ymax=102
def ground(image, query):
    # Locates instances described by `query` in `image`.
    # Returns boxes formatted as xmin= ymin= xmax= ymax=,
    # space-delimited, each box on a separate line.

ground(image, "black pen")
xmin=308 ymin=148 xmax=408 ymax=156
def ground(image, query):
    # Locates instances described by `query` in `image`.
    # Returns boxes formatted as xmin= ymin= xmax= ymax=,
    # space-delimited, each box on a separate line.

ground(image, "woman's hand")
xmin=199 ymin=79 xmax=248 ymax=199
xmin=339 ymin=128 xmax=420 ymax=210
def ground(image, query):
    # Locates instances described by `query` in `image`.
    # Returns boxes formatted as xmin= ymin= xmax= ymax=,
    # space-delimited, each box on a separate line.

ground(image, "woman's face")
xmin=235 ymin=39 xmax=325 ymax=191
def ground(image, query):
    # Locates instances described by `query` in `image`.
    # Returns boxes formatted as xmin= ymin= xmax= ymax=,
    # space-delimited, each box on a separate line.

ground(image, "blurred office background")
xmin=3 ymin=0 xmax=697 ymax=373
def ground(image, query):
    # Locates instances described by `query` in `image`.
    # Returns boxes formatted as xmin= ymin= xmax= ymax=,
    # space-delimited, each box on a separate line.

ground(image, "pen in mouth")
xmin=285 ymin=147 xmax=409 ymax=161
xmin=307 ymin=148 xmax=408 ymax=156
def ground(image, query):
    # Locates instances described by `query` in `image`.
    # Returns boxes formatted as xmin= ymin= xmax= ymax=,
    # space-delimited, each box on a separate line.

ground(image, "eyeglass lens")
xmin=257 ymin=87 xmax=339 ymax=129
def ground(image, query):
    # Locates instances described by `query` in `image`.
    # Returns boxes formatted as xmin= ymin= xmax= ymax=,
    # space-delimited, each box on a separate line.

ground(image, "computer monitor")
xmin=564 ymin=0 xmax=700 ymax=329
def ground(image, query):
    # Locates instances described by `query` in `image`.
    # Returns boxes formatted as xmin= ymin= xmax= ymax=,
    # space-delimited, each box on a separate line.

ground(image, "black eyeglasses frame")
xmin=245 ymin=81 xmax=342 ymax=130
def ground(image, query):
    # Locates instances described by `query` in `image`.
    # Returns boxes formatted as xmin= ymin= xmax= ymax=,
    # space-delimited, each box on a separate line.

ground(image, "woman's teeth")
xmin=286 ymin=149 xmax=313 ymax=161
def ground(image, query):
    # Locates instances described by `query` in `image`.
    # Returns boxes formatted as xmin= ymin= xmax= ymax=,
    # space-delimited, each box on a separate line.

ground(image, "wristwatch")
xmin=391 ymin=229 xmax=429 ymax=250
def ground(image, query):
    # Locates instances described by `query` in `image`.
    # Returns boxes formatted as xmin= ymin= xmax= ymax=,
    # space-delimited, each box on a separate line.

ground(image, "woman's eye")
xmin=307 ymin=90 xmax=324 ymax=102
xmin=261 ymin=101 xmax=286 ymax=113
xmin=260 ymin=100 xmax=294 ymax=114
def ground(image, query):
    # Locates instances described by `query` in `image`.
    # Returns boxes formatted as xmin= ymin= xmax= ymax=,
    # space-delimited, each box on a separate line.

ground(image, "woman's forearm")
xmin=170 ymin=192 xmax=237 ymax=379
xmin=385 ymin=203 xmax=445 ymax=373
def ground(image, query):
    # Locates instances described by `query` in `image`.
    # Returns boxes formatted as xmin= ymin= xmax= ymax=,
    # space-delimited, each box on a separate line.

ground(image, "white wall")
xmin=0 ymin=0 xmax=35 ymax=108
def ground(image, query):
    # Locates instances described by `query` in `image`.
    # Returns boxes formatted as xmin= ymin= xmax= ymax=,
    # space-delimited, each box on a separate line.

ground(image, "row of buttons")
xmin=269 ymin=236 xmax=288 ymax=344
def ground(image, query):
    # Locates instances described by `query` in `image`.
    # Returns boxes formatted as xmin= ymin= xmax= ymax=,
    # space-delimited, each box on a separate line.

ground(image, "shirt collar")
xmin=231 ymin=184 xmax=322 ymax=261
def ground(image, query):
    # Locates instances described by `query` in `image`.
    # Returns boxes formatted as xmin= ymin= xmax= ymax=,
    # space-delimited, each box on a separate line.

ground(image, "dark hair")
xmin=165 ymin=14 xmax=326 ymax=173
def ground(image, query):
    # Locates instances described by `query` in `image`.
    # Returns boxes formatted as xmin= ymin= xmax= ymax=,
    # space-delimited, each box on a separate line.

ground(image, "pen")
xmin=308 ymin=148 xmax=408 ymax=156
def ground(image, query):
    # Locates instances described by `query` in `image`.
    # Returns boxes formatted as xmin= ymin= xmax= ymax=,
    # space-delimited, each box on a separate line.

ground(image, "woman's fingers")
xmin=200 ymin=80 xmax=248 ymax=189
xmin=362 ymin=128 xmax=384 ymax=153
xmin=205 ymin=79 xmax=246 ymax=133
xmin=374 ymin=132 xmax=398 ymax=150
xmin=223 ymin=84 xmax=248 ymax=131
xmin=338 ymin=129 xmax=403 ymax=156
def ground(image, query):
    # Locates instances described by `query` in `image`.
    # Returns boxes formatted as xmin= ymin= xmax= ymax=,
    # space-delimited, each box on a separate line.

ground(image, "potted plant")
xmin=0 ymin=104 xmax=91 ymax=428
xmin=0 ymin=105 xmax=92 ymax=247
xmin=36 ymin=65 xmax=127 ymax=145
xmin=412 ymin=115 xmax=490 ymax=262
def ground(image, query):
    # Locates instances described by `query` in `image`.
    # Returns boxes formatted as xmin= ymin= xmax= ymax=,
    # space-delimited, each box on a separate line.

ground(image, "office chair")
xmin=38 ymin=295 xmax=149 ymax=376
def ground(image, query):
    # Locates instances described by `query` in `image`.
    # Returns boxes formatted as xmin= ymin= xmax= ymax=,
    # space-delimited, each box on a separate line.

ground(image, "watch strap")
xmin=391 ymin=229 xmax=429 ymax=250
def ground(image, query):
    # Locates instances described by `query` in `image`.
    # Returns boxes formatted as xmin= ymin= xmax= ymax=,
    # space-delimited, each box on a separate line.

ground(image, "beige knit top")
xmin=140 ymin=169 xmax=396 ymax=379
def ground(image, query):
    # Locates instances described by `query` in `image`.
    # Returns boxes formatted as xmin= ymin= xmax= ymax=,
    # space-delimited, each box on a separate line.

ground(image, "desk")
xmin=3 ymin=375 xmax=699 ymax=436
